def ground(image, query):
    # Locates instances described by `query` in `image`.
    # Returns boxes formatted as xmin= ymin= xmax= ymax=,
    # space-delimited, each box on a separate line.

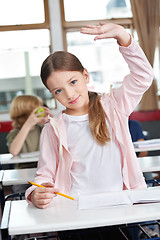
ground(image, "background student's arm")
xmin=8 ymin=107 xmax=48 ymax=156
xmin=136 ymin=139 xmax=148 ymax=158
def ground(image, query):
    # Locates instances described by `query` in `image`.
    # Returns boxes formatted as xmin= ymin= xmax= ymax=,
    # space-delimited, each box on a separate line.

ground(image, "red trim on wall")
xmin=0 ymin=121 xmax=13 ymax=132
xmin=130 ymin=110 xmax=160 ymax=122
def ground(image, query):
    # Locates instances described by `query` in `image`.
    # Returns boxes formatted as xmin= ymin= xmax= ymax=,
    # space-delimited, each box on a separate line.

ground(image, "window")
xmin=61 ymin=0 xmax=133 ymax=93
xmin=0 ymin=0 xmax=55 ymax=112
xmin=63 ymin=0 xmax=132 ymax=21
xmin=66 ymin=31 xmax=131 ymax=93
xmin=0 ymin=0 xmax=45 ymax=25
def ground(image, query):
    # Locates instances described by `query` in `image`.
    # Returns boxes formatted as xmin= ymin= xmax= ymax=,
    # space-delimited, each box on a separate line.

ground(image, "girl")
xmin=25 ymin=23 xmax=153 ymax=209
xmin=7 ymin=95 xmax=52 ymax=168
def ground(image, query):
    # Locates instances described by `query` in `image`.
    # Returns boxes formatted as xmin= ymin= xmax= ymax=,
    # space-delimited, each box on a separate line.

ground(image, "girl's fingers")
xmin=37 ymin=203 xmax=50 ymax=209
xmin=94 ymin=33 xmax=112 ymax=41
xmin=81 ymin=23 xmax=104 ymax=35
xmin=37 ymin=192 xmax=56 ymax=199
xmin=85 ymin=24 xmax=97 ymax=28
xmin=36 ymin=200 xmax=51 ymax=209
xmin=36 ymin=195 xmax=54 ymax=203
xmin=37 ymin=187 xmax=55 ymax=194
xmin=41 ymin=182 xmax=55 ymax=187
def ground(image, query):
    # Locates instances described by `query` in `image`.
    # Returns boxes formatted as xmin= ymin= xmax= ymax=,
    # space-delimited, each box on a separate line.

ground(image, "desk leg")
xmin=0 ymin=182 xmax=5 ymax=212
xmin=1 ymin=201 xmax=11 ymax=240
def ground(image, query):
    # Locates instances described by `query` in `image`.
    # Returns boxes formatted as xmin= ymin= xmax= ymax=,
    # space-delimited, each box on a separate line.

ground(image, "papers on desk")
xmin=19 ymin=151 xmax=40 ymax=158
xmin=133 ymin=139 xmax=160 ymax=148
xmin=78 ymin=187 xmax=160 ymax=210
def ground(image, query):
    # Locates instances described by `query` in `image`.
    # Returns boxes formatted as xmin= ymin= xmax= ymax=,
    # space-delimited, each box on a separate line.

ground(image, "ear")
xmin=83 ymin=69 xmax=90 ymax=84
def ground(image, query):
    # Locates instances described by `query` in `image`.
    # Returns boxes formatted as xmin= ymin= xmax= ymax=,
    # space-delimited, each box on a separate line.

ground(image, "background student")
xmin=6 ymin=95 xmax=53 ymax=196
xmin=129 ymin=119 xmax=155 ymax=184
xmin=129 ymin=119 xmax=148 ymax=158
xmin=7 ymin=95 xmax=52 ymax=169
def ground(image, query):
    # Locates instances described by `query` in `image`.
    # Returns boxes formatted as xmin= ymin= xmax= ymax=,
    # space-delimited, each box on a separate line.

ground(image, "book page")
xmin=78 ymin=187 xmax=160 ymax=210
xmin=126 ymin=186 xmax=160 ymax=204
xmin=78 ymin=191 xmax=132 ymax=210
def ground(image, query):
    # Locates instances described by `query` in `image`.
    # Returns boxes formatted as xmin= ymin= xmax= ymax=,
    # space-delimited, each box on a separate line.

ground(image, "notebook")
xmin=78 ymin=186 xmax=160 ymax=210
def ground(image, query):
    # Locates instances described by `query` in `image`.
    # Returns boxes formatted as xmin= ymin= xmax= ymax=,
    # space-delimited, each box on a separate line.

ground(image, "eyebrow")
xmin=51 ymin=75 xmax=76 ymax=92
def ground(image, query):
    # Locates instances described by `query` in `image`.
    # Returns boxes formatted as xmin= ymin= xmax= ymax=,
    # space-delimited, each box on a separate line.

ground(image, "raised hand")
xmin=81 ymin=22 xmax=131 ymax=47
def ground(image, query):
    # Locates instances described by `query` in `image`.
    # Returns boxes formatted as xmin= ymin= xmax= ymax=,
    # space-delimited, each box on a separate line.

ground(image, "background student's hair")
xmin=40 ymin=51 xmax=110 ymax=145
xmin=10 ymin=95 xmax=43 ymax=128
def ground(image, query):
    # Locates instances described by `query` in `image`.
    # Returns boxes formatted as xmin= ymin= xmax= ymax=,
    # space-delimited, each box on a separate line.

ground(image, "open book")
xmin=133 ymin=139 xmax=160 ymax=148
xmin=78 ymin=186 xmax=160 ymax=210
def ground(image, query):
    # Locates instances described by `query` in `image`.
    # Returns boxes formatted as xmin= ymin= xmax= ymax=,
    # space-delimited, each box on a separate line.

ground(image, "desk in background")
xmin=2 ymin=168 xmax=36 ymax=186
xmin=139 ymin=156 xmax=160 ymax=173
xmin=134 ymin=139 xmax=160 ymax=153
xmin=0 ymin=168 xmax=36 ymax=211
xmin=0 ymin=152 xmax=39 ymax=167
xmin=135 ymin=145 xmax=160 ymax=153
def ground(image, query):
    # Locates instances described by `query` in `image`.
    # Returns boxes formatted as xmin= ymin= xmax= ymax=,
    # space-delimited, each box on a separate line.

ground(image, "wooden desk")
xmin=1 ymin=197 xmax=160 ymax=237
xmin=139 ymin=156 xmax=160 ymax=173
xmin=0 ymin=152 xmax=39 ymax=166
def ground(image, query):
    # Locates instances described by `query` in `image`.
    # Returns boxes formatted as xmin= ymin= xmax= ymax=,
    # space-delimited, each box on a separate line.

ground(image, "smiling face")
xmin=46 ymin=69 xmax=90 ymax=116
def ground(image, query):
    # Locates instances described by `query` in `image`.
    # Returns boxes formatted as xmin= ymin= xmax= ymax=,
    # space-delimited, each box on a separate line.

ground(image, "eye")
xmin=70 ymin=80 xmax=77 ymax=85
xmin=55 ymin=89 xmax=62 ymax=95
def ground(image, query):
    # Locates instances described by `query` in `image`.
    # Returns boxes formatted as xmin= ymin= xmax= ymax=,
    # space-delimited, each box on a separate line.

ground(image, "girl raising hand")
xmin=26 ymin=23 xmax=153 ymax=213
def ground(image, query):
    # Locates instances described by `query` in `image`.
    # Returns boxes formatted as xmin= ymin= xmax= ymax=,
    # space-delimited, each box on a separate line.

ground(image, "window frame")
xmin=60 ymin=0 xmax=160 ymax=96
xmin=60 ymin=0 xmax=134 ymax=51
xmin=0 ymin=0 xmax=50 ymax=32
xmin=0 ymin=0 xmax=54 ymax=113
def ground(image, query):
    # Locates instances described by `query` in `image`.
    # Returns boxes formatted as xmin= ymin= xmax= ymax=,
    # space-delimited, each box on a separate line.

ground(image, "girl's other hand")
xmin=81 ymin=22 xmax=131 ymax=47
xmin=30 ymin=182 xmax=59 ymax=209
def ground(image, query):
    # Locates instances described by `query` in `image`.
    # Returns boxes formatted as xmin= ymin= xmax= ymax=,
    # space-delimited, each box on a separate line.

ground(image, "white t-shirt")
xmin=62 ymin=113 xmax=123 ymax=196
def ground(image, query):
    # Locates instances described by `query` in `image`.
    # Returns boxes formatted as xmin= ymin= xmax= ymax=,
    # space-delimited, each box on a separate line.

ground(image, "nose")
xmin=65 ymin=87 xmax=75 ymax=100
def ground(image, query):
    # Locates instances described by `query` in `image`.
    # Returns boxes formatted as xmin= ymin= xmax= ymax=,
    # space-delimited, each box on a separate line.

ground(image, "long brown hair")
xmin=41 ymin=51 xmax=110 ymax=145
xmin=10 ymin=95 xmax=43 ymax=128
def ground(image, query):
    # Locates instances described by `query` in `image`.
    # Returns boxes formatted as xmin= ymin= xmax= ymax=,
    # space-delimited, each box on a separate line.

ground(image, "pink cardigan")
xmin=26 ymin=37 xmax=154 ymax=203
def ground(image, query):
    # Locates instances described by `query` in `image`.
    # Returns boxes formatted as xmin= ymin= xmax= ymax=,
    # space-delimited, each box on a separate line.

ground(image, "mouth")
xmin=69 ymin=96 xmax=80 ymax=104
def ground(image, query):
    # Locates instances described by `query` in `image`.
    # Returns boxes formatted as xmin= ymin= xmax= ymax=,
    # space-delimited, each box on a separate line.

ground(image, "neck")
xmin=63 ymin=106 xmax=89 ymax=116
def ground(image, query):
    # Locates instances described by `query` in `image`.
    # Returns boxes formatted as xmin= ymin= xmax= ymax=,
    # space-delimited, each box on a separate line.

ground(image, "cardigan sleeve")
xmin=25 ymin=122 xmax=59 ymax=203
xmin=111 ymin=37 xmax=154 ymax=116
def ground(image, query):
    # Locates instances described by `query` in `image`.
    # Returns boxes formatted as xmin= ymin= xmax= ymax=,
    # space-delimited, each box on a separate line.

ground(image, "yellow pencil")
xmin=28 ymin=181 xmax=74 ymax=200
